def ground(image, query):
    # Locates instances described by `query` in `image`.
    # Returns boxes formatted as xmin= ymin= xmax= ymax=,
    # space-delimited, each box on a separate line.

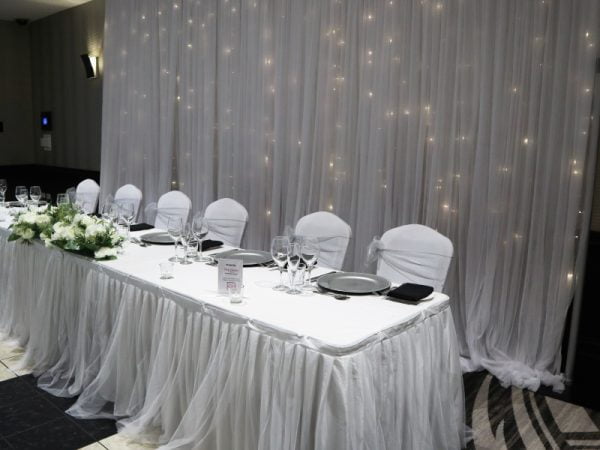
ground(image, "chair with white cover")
xmin=204 ymin=198 xmax=249 ymax=247
xmin=370 ymin=224 xmax=453 ymax=292
xmin=114 ymin=184 xmax=143 ymax=221
xmin=147 ymin=191 xmax=192 ymax=230
xmin=75 ymin=179 xmax=100 ymax=214
xmin=294 ymin=211 xmax=351 ymax=270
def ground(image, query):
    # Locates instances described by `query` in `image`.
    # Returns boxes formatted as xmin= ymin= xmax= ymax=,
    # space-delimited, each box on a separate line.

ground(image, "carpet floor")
xmin=464 ymin=372 xmax=600 ymax=449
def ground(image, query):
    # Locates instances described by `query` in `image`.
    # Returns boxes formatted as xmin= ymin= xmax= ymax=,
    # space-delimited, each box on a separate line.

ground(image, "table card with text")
xmin=218 ymin=258 xmax=243 ymax=294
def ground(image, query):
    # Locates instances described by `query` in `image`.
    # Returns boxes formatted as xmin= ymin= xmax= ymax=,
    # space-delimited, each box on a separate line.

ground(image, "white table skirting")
xmin=0 ymin=228 xmax=465 ymax=449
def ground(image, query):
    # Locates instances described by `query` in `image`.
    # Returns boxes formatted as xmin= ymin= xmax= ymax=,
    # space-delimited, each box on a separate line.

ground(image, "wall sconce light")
xmin=80 ymin=54 xmax=98 ymax=79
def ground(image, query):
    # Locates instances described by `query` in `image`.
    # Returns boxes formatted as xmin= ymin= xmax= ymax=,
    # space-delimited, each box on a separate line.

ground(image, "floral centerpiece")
xmin=8 ymin=204 xmax=124 ymax=260
xmin=8 ymin=208 xmax=53 ymax=243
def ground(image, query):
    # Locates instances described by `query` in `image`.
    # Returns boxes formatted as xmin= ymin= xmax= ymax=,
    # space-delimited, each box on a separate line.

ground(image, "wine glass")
xmin=74 ymin=194 xmax=86 ymax=212
xmin=167 ymin=217 xmax=183 ymax=262
xmin=29 ymin=186 xmax=42 ymax=206
xmin=300 ymin=237 xmax=320 ymax=291
xmin=192 ymin=213 xmax=210 ymax=262
xmin=286 ymin=242 xmax=302 ymax=295
xmin=0 ymin=179 xmax=6 ymax=206
xmin=15 ymin=186 xmax=27 ymax=206
xmin=101 ymin=202 xmax=114 ymax=221
xmin=100 ymin=195 xmax=114 ymax=218
xmin=66 ymin=188 xmax=76 ymax=204
xmin=271 ymin=236 xmax=290 ymax=291
xmin=118 ymin=202 xmax=135 ymax=241
xmin=179 ymin=223 xmax=193 ymax=265
xmin=56 ymin=193 xmax=70 ymax=206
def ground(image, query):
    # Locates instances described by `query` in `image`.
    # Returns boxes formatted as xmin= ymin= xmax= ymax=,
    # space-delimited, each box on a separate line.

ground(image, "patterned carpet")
xmin=465 ymin=372 xmax=600 ymax=449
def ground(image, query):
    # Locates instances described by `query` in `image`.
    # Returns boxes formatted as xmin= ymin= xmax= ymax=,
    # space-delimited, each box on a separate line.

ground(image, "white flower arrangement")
xmin=8 ymin=211 xmax=53 ymax=243
xmin=9 ymin=204 xmax=124 ymax=260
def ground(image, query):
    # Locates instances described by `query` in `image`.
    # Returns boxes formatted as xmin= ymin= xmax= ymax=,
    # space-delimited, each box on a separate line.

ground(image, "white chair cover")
xmin=295 ymin=211 xmax=351 ymax=270
xmin=114 ymin=184 xmax=143 ymax=221
xmin=369 ymin=224 xmax=453 ymax=292
xmin=204 ymin=198 xmax=248 ymax=247
xmin=75 ymin=179 xmax=100 ymax=214
xmin=150 ymin=191 xmax=192 ymax=230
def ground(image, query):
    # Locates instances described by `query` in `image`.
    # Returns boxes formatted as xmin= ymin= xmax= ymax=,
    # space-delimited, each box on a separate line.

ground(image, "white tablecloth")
xmin=0 ymin=222 xmax=465 ymax=449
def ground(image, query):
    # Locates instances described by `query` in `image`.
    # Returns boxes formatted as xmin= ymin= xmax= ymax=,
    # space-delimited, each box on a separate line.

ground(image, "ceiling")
xmin=0 ymin=0 xmax=92 ymax=22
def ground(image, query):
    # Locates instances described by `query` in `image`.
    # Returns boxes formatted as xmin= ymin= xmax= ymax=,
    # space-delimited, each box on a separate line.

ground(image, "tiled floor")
xmin=0 ymin=340 xmax=156 ymax=450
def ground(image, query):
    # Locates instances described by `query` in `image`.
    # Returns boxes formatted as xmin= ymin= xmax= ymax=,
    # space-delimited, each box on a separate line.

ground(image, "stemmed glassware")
xmin=271 ymin=236 xmax=290 ymax=291
xmin=117 ymin=202 xmax=135 ymax=241
xmin=300 ymin=237 xmax=320 ymax=291
xmin=179 ymin=223 xmax=193 ymax=265
xmin=29 ymin=186 xmax=42 ymax=206
xmin=0 ymin=179 xmax=7 ymax=205
xmin=56 ymin=193 xmax=70 ymax=206
xmin=101 ymin=202 xmax=114 ymax=221
xmin=286 ymin=241 xmax=303 ymax=295
xmin=74 ymin=195 xmax=86 ymax=212
xmin=15 ymin=186 xmax=28 ymax=206
xmin=192 ymin=213 xmax=210 ymax=262
xmin=167 ymin=217 xmax=183 ymax=262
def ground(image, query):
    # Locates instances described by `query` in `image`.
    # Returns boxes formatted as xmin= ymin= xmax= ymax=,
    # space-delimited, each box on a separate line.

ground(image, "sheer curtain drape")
xmin=100 ymin=0 xmax=600 ymax=390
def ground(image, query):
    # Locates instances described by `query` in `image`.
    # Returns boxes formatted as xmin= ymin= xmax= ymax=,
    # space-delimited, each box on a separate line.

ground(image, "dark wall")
xmin=29 ymin=0 xmax=105 ymax=171
xmin=0 ymin=21 xmax=35 ymax=165
xmin=0 ymin=165 xmax=99 ymax=202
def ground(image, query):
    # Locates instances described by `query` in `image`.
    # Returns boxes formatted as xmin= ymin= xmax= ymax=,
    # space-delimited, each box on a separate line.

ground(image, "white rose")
xmin=94 ymin=247 xmax=118 ymax=259
xmin=20 ymin=228 xmax=35 ymax=240
xmin=35 ymin=214 xmax=51 ymax=226
xmin=64 ymin=225 xmax=77 ymax=241
xmin=52 ymin=223 xmax=76 ymax=241
xmin=20 ymin=212 xmax=38 ymax=225
xmin=85 ymin=223 xmax=105 ymax=238
xmin=74 ymin=214 xmax=94 ymax=227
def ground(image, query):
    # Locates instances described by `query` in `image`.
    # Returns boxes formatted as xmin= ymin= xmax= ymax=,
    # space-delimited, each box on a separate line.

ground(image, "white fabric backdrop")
xmin=99 ymin=0 xmax=600 ymax=390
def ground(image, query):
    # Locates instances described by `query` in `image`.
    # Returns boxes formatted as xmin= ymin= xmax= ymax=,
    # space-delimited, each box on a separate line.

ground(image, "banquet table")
xmin=0 ymin=215 xmax=465 ymax=450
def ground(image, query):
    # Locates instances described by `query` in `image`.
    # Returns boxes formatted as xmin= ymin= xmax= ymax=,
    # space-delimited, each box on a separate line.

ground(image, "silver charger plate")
xmin=140 ymin=232 xmax=174 ymax=245
xmin=317 ymin=272 xmax=391 ymax=295
xmin=212 ymin=249 xmax=272 ymax=266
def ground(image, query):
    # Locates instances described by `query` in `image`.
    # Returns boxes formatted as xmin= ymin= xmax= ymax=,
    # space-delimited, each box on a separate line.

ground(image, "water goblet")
xmin=192 ymin=213 xmax=210 ymax=262
xmin=300 ymin=237 xmax=320 ymax=291
xmin=101 ymin=202 xmax=114 ymax=221
xmin=29 ymin=186 xmax=42 ymax=206
xmin=56 ymin=193 xmax=69 ymax=206
xmin=167 ymin=217 xmax=183 ymax=262
xmin=286 ymin=242 xmax=302 ymax=295
xmin=271 ymin=236 xmax=290 ymax=291
xmin=15 ymin=186 xmax=27 ymax=206
xmin=179 ymin=223 xmax=193 ymax=265
xmin=0 ymin=179 xmax=7 ymax=205
xmin=117 ymin=202 xmax=135 ymax=241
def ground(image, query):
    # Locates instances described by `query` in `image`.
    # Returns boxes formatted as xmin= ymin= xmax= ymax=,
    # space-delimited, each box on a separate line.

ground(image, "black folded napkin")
xmin=387 ymin=283 xmax=434 ymax=302
xmin=202 ymin=239 xmax=223 ymax=251
xmin=130 ymin=223 xmax=154 ymax=232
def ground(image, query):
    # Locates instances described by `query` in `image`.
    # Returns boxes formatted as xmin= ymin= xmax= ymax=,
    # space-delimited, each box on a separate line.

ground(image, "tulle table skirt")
xmin=0 ymin=232 xmax=465 ymax=449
